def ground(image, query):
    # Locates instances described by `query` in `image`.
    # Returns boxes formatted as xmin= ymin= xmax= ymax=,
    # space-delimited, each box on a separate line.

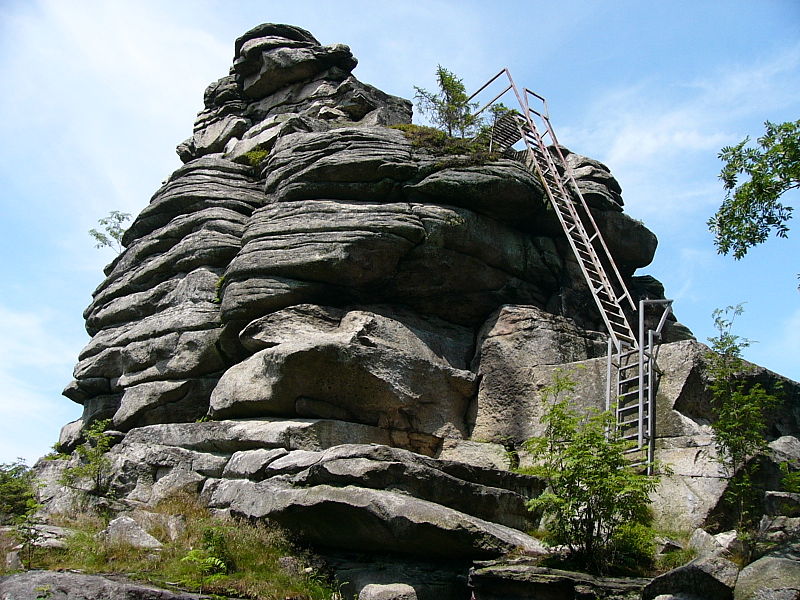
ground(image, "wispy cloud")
xmin=561 ymin=44 xmax=800 ymax=221
xmin=0 ymin=305 xmax=82 ymax=464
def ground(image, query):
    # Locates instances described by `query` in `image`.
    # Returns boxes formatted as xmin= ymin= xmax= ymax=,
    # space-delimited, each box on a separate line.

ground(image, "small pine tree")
xmin=414 ymin=66 xmax=480 ymax=138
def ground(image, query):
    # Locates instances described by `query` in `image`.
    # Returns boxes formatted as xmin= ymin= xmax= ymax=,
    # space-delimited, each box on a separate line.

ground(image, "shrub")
xmin=522 ymin=369 xmax=658 ymax=574
xmin=0 ymin=460 xmax=37 ymax=525
xmin=706 ymin=305 xmax=781 ymax=530
xmin=59 ymin=419 xmax=113 ymax=496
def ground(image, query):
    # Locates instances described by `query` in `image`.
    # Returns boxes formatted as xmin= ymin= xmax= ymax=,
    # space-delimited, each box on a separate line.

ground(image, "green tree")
xmin=523 ymin=369 xmax=657 ymax=573
xmin=89 ymin=210 xmax=131 ymax=254
xmin=706 ymin=305 xmax=781 ymax=530
xmin=708 ymin=119 xmax=799 ymax=260
xmin=414 ymin=66 xmax=480 ymax=138
xmin=60 ymin=419 xmax=114 ymax=496
xmin=0 ymin=460 xmax=37 ymax=525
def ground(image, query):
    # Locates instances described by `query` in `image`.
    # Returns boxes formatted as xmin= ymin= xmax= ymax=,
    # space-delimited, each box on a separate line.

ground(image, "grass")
xmin=389 ymin=123 xmax=501 ymax=165
xmin=17 ymin=493 xmax=338 ymax=600
xmin=241 ymin=148 xmax=270 ymax=167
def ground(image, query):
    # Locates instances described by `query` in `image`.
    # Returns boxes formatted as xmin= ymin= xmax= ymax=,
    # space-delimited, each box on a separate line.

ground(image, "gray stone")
xmin=0 ymin=570 xmax=196 ymax=599
xmin=404 ymin=162 xmax=551 ymax=233
xmin=643 ymin=557 xmax=740 ymax=600
xmin=97 ymin=516 xmax=162 ymax=550
xmin=734 ymin=556 xmax=800 ymax=600
xmin=128 ymin=510 xmax=186 ymax=542
xmin=470 ymin=304 xmax=608 ymax=445
xmin=359 ymin=583 xmax=418 ymax=600
xmin=220 ymin=196 xmax=559 ymax=326
xmin=690 ymin=527 xmax=726 ymax=558
xmin=240 ymin=43 xmax=357 ymax=99
xmin=766 ymin=491 xmax=800 ymax=518
xmin=436 ymin=439 xmax=509 ymax=470
xmin=191 ymin=114 xmax=250 ymax=156
xmin=212 ymin=478 xmax=546 ymax=559
xmin=5 ymin=550 xmax=23 ymax=571
xmin=117 ymin=418 xmax=392 ymax=453
xmin=469 ymin=558 xmax=648 ymax=600
xmin=210 ymin=306 xmax=477 ymax=441
xmin=244 ymin=444 xmax=537 ymax=530
xmin=222 ymin=447 xmax=289 ymax=479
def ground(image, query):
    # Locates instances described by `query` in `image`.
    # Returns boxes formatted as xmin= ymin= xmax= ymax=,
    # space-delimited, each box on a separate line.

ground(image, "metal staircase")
xmin=469 ymin=68 xmax=672 ymax=471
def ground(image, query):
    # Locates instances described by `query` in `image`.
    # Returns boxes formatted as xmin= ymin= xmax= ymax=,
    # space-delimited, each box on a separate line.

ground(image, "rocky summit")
xmin=26 ymin=23 xmax=800 ymax=599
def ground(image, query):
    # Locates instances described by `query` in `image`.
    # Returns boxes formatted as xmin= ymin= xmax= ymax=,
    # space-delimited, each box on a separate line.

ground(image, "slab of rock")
xmin=210 ymin=304 xmax=477 ymax=440
xmin=469 ymin=558 xmax=648 ymax=600
xmin=734 ymin=555 xmax=800 ymax=599
xmin=470 ymin=304 xmax=607 ymax=445
xmin=224 ymin=443 xmax=537 ymax=530
xmin=97 ymin=516 xmax=163 ymax=550
xmin=212 ymin=478 xmax=545 ymax=559
xmin=359 ymin=583 xmax=418 ymax=600
xmin=643 ymin=556 xmax=740 ymax=600
xmin=0 ymin=570 xmax=196 ymax=599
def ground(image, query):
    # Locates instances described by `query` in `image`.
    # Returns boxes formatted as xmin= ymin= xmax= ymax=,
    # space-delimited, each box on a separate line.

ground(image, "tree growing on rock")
xmin=706 ymin=304 xmax=781 ymax=531
xmin=60 ymin=419 xmax=114 ymax=497
xmin=89 ymin=210 xmax=131 ymax=254
xmin=414 ymin=66 xmax=480 ymax=138
xmin=523 ymin=369 xmax=657 ymax=574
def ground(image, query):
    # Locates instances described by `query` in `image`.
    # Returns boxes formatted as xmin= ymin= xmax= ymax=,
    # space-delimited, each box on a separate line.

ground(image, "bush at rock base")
xmin=521 ymin=368 xmax=658 ymax=574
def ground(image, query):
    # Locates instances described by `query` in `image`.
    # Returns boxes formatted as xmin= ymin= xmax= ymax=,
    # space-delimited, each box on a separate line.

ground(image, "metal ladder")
xmin=469 ymin=68 xmax=671 ymax=470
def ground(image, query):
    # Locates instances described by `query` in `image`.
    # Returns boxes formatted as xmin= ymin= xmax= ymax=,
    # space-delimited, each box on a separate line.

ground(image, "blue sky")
xmin=1 ymin=0 xmax=798 ymax=465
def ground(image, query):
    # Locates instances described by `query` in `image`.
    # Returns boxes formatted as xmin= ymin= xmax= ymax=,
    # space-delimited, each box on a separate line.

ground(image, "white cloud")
xmin=0 ymin=305 xmax=82 ymax=464
xmin=559 ymin=44 xmax=800 ymax=223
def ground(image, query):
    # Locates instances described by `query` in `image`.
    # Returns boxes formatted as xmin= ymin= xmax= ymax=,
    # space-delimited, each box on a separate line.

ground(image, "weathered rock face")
xmin=46 ymin=21 xmax=800 ymax=600
xmin=61 ymin=22 xmax=682 ymax=453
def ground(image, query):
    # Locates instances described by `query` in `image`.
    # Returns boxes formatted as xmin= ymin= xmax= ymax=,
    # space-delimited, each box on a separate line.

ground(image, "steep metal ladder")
xmin=469 ymin=68 xmax=671 ymax=470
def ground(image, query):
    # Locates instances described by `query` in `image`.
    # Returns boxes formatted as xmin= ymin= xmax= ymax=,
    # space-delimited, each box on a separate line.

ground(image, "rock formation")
xmin=38 ymin=23 xmax=800 ymax=599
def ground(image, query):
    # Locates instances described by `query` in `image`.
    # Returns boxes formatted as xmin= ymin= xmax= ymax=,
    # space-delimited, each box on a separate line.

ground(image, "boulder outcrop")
xmin=40 ymin=21 xmax=800 ymax=599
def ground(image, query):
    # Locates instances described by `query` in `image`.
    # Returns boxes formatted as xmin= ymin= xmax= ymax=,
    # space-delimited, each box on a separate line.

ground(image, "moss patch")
xmin=389 ymin=123 xmax=501 ymax=164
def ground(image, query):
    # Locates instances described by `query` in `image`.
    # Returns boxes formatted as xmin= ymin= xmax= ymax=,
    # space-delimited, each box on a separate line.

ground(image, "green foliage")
xmin=414 ymin=65 xmax=480 ymax=138
xmin=523 ymin=369 xmax=657 ymax=574
xmin=707 ymin=304 xmax=781 ymax=529
xmin=656 ymin=546 xmax=697 ymax=572
xmin=780 ymin=462 xmax=800 ymax=493
xmin=89 ymin=210 xmax=131 ymax=254
xmin=180 ymin=549 xmax=227 ymax=595
xmin=241 ymin=148 xmax=270 ymax=167
xmin=709 ymin=119 xmax=798 ymax=260
xmin=389 ymin=123 xmax=499 ymax=164
xmin=60 ymin=419 xmax=114 ymax=497
xmin=213 ymin=275 xmax=225 ymax=304
xmin=0 ymin=460 xmax=37 ymax=525
xmin=34 ymin=494 xmax=336 ymax=599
